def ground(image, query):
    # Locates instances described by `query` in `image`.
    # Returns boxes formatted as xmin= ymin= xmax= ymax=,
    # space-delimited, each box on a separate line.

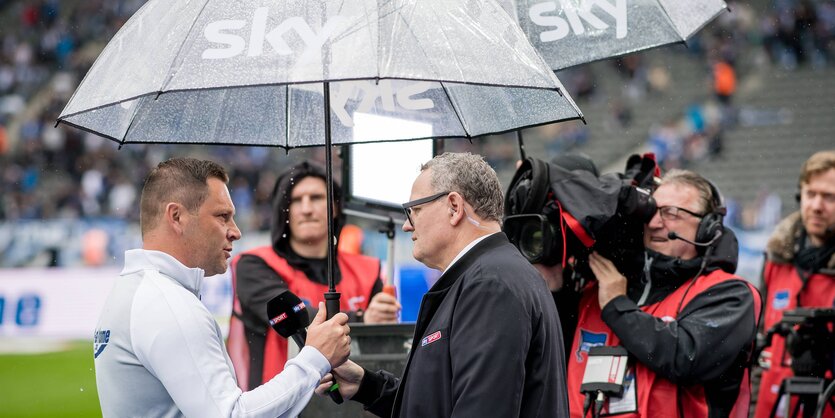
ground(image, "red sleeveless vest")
xmin=754 ymin=261 xmax=835 ymax=418
xmin=226 ymin=246 xmax=379 ymax=390
xmin=567 ymin=270 xmax=761 ymax=418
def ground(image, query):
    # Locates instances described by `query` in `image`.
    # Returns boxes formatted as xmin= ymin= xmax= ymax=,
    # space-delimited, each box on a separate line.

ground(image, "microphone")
xmin=667 ymin=230 xmax=723 ymax=247
xmin=267 ymin=291 xmax=344 ymax=404
xmin=267 ymin=291 xmax=310 ymax=342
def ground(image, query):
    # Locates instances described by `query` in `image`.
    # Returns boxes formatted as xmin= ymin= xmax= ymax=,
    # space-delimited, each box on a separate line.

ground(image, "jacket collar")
xmin=122 ymin=249 xmax=204 ymax=297
xmin=429 ymin=233 xmax=509 ymax=293
xmin=767 ymin=211 xmax=835 ymax=271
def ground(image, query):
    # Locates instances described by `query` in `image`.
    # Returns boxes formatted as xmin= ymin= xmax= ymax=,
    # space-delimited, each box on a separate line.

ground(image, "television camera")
xmin=503 ymin=154 xmax=658 ymax=279
xmin=756 ymin=308 xmax=835 ymax=418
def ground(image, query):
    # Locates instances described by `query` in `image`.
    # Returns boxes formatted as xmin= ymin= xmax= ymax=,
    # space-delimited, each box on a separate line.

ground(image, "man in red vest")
xmin=567 ymin=169 xmax=761 ymax=418
xmin=754 ymin=150 xmax=835 ymax=418
xmin=227 ymin=161 xmax=400 ymax=391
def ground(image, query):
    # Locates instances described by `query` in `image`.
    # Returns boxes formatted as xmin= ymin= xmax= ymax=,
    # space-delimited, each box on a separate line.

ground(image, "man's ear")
xmin=165 ymin=202 xmax=187 ymax=235
xmin=448 ymin=193 xmax=465 ymax=226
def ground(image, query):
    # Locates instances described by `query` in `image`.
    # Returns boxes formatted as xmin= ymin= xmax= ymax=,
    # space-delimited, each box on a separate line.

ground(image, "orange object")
xmin=383 ymin=283 xmax=397 ymax=298
xmin=713 ymin=61 xmax=736 ymax=96
xmin=338 ymin=224 xmax=364 ymax=255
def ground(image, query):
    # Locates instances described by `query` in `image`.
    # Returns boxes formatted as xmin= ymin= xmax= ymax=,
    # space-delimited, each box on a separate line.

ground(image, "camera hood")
xmin=505 ymin=157 xmax=551 ymax=216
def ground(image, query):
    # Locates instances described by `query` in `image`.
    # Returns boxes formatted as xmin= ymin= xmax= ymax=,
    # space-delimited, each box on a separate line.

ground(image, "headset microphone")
xmin=667 ymin=230 xmax=723 ymax=248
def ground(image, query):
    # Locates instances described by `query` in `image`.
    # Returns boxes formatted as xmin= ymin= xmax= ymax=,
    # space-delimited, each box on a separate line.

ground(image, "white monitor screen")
xmin=349 ymin=113 xmax=434 ymax=209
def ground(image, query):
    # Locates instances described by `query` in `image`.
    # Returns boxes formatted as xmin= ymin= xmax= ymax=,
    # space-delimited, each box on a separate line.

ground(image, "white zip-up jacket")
xmin=94 ymin=249 xmax=330 ymax=417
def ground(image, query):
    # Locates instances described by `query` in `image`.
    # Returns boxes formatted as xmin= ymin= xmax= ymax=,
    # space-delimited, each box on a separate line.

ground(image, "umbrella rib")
xmin=439 ymin=82 xmax=470 ymax=137
xmin=158 ymin=0 xmax=213 ymax=92
xmin=393 ymin=6 xmax=444 ymax=81
xmin=656 ymin=0 xmax=691 ymax=42
xmin=121 ymin=96 xmax=145 ymax=145
xmin=677 ymin=5 xmax=728 ymax=41
xmin=375 ymin=0 xmax=381 ymax=79
xmin=284 ymin=84 xmax=290 ymax=149
xmin=426 ymin=7 xmax=465 ymax=82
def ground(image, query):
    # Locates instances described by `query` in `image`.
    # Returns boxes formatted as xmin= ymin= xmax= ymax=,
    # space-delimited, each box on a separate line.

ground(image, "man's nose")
xmin=229 ymin=219 xmax=242 ymax=241
xmin=402 ymin=219 xmax=414 ymax=232
xmin=300 ymin=196 xmax=314 ymax=213
xmin=647 ymin=210 xmax=664 ymax=229
xmin=807 ymin=194 xmax=825 ymax=210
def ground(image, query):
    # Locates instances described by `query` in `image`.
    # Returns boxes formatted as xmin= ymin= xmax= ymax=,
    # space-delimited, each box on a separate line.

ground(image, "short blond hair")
xmin=799 ymin=150 xmax=835 ymax=186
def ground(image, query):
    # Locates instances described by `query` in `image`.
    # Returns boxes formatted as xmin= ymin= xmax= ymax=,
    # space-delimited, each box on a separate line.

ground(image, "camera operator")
xmin=566 ymin=169 xmax=761 ymax=418
xmin=505 ymin=155 xmax=761 ymax=416
xmin=753 ymin=150 xmax=835 ymax=418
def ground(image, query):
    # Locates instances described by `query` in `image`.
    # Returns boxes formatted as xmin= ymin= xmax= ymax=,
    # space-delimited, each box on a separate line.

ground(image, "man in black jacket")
xmin=317 ymin=152 xmax=568 ymax=417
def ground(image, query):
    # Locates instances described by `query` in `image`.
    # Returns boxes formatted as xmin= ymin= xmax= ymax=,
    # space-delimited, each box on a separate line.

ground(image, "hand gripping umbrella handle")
xmin=323 ymin=291 xmax=344 ymax=404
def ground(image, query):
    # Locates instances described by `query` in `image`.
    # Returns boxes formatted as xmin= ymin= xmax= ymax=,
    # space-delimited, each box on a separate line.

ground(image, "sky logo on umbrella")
xmin=332 ymin=80 xmax=435 ymax=127
xmin=202 ymin=8 xmax=348 ymax=60
xmin=528 ymin=0 xmax=627 ymax=42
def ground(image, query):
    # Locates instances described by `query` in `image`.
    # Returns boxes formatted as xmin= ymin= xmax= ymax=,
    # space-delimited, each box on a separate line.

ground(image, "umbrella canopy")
xmin=56 ymin=0 xmax=585 ymax=329
xmin=58 ymin=0 xmax=583 ymax=146
xmin=498 ymin=0 xmax=727 ymax=70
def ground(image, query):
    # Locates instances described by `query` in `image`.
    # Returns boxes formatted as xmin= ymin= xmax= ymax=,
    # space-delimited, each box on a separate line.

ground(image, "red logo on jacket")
xmin=421 ymin=331 xmax=442 ymax=346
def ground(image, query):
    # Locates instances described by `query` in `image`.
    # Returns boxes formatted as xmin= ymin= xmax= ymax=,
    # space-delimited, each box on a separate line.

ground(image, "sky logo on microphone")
xmin=292 ymin=302 xmax=306 ymax=313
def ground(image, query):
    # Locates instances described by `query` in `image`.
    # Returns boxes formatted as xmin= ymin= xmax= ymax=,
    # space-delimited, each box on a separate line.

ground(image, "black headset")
xmin=694 ymin=179 xmax=727 ymax=247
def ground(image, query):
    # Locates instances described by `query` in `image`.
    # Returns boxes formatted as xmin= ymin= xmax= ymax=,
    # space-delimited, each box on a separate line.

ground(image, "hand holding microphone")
xmin=267 ymin=293 xmax=351 ymax=404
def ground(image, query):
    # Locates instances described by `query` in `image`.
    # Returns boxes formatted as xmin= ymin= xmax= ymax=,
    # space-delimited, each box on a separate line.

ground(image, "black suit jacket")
xmin=355 ymin=233 xmax=569 ymax=417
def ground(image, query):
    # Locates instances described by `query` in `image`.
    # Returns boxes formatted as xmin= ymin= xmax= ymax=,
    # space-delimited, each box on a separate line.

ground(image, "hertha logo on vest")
xmin=772 ymin=289 xmax=790 ymax=310
xmin=576 ymin=329 xmax=607 ymax=362
xmin=94 ymin=329 xmax=111 ymax=358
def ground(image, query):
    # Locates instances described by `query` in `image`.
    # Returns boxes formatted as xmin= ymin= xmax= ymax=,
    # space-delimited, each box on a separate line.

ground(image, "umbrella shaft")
xmin=324 ymin=81 xmax=336 ymax=294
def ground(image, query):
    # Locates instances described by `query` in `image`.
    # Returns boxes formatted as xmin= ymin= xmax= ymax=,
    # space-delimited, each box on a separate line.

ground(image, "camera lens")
xmin=519 ymin=222 xmax=544 ymax=260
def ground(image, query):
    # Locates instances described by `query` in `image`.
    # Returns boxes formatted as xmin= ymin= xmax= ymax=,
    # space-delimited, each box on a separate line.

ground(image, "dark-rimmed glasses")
xmin=657 ymin=206 xmax=704 ymax=222
xmin=402 ymin=191 xmax=450 ymax=226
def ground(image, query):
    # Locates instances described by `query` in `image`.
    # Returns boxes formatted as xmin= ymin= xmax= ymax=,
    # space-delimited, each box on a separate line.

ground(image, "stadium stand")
xmin=1 ymin=0 xmax=833 ymax=267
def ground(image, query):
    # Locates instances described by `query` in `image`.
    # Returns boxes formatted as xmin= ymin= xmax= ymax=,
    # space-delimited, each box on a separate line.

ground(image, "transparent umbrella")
xmin=498 ymin=0 xmax=727 ymax=70
xmin=57 ymin=0 xmax=583 ymax=321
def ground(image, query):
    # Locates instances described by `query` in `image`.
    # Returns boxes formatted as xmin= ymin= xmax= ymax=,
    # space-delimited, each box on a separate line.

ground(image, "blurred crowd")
xmin=0 ymin=0 xmax=324 ymax=232
xmin=0 ymin=0 xmax=833 ymax=233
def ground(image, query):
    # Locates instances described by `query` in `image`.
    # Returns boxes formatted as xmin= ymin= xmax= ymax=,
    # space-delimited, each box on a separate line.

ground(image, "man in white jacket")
xmin=93 ymin=157 xmax=351 ymax=417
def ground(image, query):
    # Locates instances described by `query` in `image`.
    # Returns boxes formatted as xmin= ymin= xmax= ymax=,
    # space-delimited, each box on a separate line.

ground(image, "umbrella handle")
xmin=516 ymin=130 xmax=526 ymax=160
xmin=324 ymin=291 xmax=341 ymax=320
xmin=323 ymin=291 xmax=344 ymax=404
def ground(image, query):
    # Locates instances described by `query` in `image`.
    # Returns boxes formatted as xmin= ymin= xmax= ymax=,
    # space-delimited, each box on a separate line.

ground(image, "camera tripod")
xmin=769 ymin=376 xmax=835 ymax=418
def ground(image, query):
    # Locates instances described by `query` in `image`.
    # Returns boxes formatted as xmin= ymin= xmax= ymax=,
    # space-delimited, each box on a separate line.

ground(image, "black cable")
xmin=582 ymin=393 xmax=593 ymax=418
xmin=675 ymin=243 xmax=715 ymax=315
xmin=814 ymin=379 xmax=835 ymax=418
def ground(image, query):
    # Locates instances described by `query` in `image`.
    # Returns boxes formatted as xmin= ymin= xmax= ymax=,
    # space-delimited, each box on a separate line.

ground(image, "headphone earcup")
xmin=695 ymin=212 xmax=724 ymax=245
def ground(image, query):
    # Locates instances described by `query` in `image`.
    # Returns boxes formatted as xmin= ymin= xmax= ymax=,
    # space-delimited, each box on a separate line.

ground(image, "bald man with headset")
xmin=565 ymin=169 xmax=761 ymax=418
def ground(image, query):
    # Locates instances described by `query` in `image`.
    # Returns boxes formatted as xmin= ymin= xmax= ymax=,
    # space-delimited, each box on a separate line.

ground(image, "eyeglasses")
xmin=402 ymin=191 xmax=450 ymax=226
xmin=657 ymin=206 xmax=704 ymax=222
